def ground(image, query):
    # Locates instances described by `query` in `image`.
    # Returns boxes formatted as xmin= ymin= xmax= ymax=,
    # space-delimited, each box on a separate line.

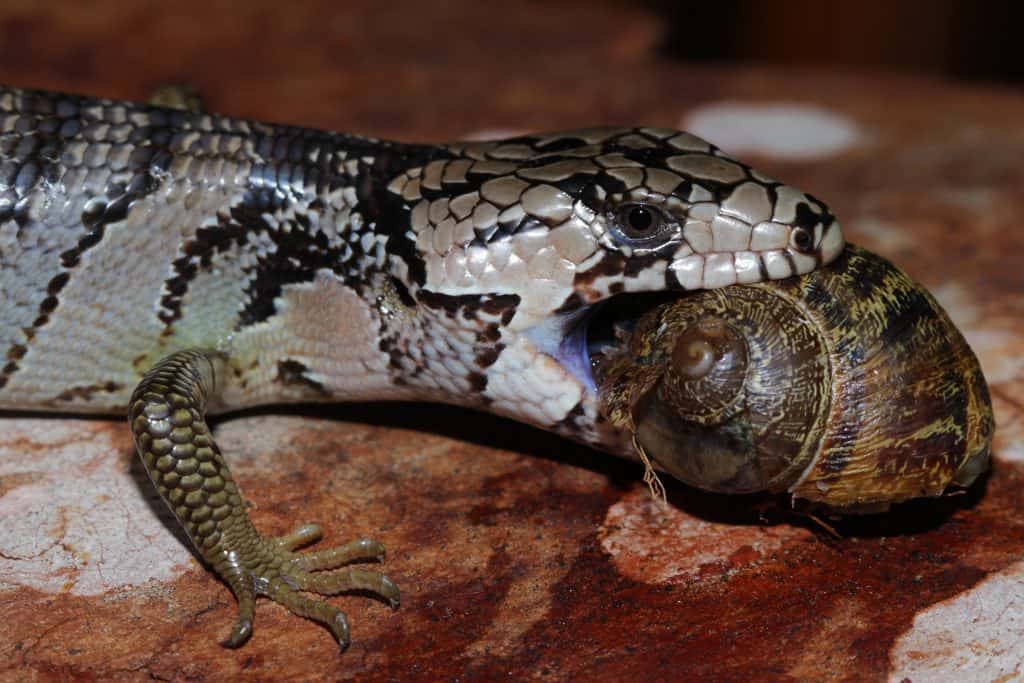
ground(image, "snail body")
xmin=597 ymin=245 xmax=993 ymax=511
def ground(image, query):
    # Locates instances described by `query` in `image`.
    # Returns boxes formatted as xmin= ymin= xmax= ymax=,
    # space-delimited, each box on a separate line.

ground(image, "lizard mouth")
xmin=524 ymin=294 xmax=677 ymax=395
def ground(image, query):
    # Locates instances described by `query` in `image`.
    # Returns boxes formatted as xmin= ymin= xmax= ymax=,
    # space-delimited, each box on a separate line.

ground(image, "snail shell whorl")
xmin=628 ymin=285 xmax=833 ymax=495
xmin=598 ymin=246 xmax=994 ymax=510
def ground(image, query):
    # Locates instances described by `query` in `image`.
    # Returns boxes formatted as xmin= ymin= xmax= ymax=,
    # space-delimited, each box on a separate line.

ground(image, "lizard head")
xmin=387 ymin=127 xmax=843 ymax=325
xmin=378 ymin=127 xmax=844 ymax=433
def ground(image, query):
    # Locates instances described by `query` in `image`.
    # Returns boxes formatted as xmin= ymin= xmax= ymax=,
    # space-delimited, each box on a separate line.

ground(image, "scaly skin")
xmin=130 ymin=349 xmax=399 ymax=647
xmin=0 ymin=85 xmax=844 ymax=647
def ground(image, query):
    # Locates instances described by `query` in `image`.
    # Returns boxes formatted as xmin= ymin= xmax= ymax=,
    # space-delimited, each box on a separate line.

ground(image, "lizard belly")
xmin=215 ymin=270 xmax=402 ymax=411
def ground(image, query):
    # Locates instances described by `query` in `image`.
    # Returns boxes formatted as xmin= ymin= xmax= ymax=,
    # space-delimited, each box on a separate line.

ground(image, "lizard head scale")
xmin=375 ymin=126 xmax=844 ymax=440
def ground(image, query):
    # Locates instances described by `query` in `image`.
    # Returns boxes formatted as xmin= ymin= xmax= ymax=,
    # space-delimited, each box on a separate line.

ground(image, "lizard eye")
xmin=610 ymin=203 xmax=674 ymax=247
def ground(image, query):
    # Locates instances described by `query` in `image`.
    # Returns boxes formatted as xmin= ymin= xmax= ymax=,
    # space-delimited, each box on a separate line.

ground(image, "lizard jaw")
xmin=522 ymin=294 xmax=675 ymax=397
xmin=522 ymin=306 xmax=596 ymax=394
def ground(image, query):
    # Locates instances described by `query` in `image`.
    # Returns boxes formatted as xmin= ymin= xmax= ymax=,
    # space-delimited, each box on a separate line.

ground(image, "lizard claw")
xmin=215 ymin=527 xmax=397 ymax=649
xmin=222 ymin=612 xmax=254 ymax=649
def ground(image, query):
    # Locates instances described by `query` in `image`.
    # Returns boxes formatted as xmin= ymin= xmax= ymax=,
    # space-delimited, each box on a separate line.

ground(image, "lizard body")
xmin=0 ymin=86 xmax=844 ymax=647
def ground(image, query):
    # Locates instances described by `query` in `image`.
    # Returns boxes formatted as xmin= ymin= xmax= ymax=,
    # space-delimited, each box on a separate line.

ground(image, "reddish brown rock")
xmin=2 ymin=1 xmax=1024 ymax=680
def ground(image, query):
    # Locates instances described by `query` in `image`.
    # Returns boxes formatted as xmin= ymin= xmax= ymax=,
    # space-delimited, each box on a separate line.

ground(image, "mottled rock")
xmin=2 ymin=1 xmax=1024 ymax=680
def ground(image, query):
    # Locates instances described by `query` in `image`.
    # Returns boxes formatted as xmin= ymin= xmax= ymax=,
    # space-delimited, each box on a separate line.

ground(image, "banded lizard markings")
xmin=0 ymin=85 xmax=844 ymax=648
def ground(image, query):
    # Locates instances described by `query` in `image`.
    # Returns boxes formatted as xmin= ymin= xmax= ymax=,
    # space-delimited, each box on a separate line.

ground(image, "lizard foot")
xmin=219 ymin=523 xmax=400 ymax=649
xmin=130 ymin=350 xmax=399 ymax=649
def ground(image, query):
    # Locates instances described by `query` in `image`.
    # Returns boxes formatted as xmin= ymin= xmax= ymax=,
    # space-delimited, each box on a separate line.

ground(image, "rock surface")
xmin=2 ymin=1 xmax=1023 ymax=680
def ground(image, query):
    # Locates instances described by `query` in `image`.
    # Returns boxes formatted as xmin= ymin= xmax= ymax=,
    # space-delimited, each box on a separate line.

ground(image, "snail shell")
xmin=597 ymin=245 xmax=994 ymax=511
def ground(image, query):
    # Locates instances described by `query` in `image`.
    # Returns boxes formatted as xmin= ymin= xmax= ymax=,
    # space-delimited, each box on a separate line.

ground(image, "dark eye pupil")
xmin=793 ymin=228 xmax=812 ymax=250
xmin=611 ymin=203 xmax=670 ymax=245
xmin=627 ymin=206 xmax=654 ymax=233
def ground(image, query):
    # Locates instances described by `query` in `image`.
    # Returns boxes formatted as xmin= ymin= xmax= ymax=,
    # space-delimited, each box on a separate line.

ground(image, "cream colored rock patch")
xmin=599 ymin=487 xmax=810 ymax=583
xmin=683 ymin=103 xmax=862 ymax=160
xmin=463 ymin=128 xmax=529 ymax=142
xmin=849 ymin=217 xmax=919 ymax=252
xmin=927 ymin=282 xmax=1020 ymax=383
xmin=888 ymin=560 xmax=1024 ymax=682
xmin=962 ymin=327 xmax=1024 ymax=389
xmin=0 ymin=418 xmax=191 ymax=595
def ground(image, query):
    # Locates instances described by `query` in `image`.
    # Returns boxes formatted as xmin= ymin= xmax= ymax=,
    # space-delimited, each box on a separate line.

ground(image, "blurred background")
xmin=0 ymin=0 xmax=1018 ymax=143
xmin=652 ymin=0 xmax=1024 ymax=84
xmin=2 ymin=1 xmax=1022 ymax=92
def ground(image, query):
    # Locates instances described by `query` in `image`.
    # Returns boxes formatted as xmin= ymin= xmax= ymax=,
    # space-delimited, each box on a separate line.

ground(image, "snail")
xmin=595 ymin=245 xmax=994 ymax=512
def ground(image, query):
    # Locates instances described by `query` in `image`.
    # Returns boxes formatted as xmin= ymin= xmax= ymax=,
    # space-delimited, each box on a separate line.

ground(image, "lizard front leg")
xmin=129 ymin=349 xmax=400 ymax=648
